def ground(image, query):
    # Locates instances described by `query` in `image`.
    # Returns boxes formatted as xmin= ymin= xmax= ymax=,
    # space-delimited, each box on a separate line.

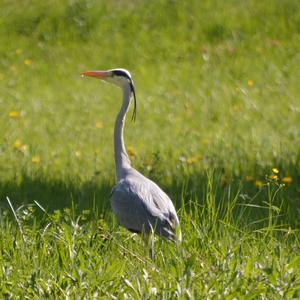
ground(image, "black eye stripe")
xmin=113 ymin=70 xmax=131 ymax=80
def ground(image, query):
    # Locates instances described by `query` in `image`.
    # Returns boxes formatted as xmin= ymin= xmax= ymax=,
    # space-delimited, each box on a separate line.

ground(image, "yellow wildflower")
xmin=272 ymin=168 xmax=279 ymax=174
xmin=9 ymin=111 xmax=19 ymax=118
xmin=32 ymin=156 xmax=40 ymax=164
xmin=24 ymin=59 xmax=32 ymax=65
xmin=13 ymin=139 xmax=22 ymax=149
xmin=282 ymin=177 xmax=292 ymax=184
xmin=254 ymin=180 xmax=263 ymax=188
xmin=245 ymin=176 xmax=254 ymax=181
xmin=95 ymin=121 xmax=103 ymax=129
xmin=127 ymin=146 xmax=136 ymax=157
xmin=95 ymin=149 xmax=101 ymax=155
xmin=269 ymin=174 xmax=278 ymax=180
xmin=75 ymin=150 xmax=81 ymax=157
xmin=16 ymin=48 xmax=22 ymax=55
xmin=247 ymin=80 xmax=254 ymax=87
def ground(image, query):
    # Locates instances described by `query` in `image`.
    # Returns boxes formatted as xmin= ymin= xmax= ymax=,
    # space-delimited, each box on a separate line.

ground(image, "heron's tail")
xmin=160 ymin=222 xmax=182 ymax=243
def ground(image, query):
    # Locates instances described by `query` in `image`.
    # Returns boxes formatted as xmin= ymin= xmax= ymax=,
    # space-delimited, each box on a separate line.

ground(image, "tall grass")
xmin=0 ymin=174 xmax=299 ymax=298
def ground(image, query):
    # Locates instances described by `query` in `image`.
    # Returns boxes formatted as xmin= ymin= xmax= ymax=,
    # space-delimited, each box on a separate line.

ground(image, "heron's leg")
xmin=149 ymin=235 xmax=155 ymax=259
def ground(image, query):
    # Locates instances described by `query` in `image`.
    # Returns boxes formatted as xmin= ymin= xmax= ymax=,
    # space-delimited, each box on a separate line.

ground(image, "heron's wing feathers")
xmin=110 ymin=177 xmax=179 ymax=241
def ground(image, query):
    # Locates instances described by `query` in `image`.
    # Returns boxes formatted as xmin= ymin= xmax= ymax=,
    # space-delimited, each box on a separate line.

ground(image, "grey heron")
xmin=81 ymin=68 xmax=182 ymax=257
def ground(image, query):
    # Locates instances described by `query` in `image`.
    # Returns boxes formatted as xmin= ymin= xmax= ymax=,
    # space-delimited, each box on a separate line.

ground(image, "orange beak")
xmin=80 ymin=71 xmax=109 ymax=79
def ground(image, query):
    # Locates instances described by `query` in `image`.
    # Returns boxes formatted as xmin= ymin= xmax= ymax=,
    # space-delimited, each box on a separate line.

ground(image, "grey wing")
xmin=110 ymin=180 xmax=179 ymax=241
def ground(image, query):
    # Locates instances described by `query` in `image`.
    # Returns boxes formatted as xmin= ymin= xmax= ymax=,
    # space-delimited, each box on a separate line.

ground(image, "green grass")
xmin=1 ymin=176 xmax=299 ymax=298
xmin=0 ymin=0 xmax=299 ymax=298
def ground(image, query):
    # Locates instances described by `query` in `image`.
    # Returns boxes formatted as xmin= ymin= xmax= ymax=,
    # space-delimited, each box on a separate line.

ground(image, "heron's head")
xmin=81 ymin=68 xmax=137 ymax=121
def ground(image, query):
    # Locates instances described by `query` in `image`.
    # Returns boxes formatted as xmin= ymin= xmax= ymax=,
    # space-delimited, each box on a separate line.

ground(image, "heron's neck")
xmin=114 ymin=85 xmax=132 ymax=181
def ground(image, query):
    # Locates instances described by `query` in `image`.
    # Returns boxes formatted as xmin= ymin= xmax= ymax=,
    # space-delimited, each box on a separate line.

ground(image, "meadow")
xmin=0 ymin=0 xmax=299 ymax=298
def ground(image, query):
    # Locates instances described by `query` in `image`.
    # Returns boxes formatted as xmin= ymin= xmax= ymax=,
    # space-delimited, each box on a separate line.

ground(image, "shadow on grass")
xmin=0 ymin=174 xmax=113 ymax=218
xmin=0 ymin=170 xmax=299 ymax=228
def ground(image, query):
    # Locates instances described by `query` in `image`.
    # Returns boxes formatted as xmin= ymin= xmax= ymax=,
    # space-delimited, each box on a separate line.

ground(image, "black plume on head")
xmin=130 ymin=81 xmax=137 ymax=122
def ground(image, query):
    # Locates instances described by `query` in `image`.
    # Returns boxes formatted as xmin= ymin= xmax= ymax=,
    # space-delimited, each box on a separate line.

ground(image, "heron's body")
xmin=111 ymin=167 xmax=180 ymax=241
xmin=81 ymin=68 xmax=181 ymax=251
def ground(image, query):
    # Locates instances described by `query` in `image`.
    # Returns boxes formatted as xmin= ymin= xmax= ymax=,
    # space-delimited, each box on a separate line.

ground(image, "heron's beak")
xmin=80 ymin=71 xmax=110 ymax=79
